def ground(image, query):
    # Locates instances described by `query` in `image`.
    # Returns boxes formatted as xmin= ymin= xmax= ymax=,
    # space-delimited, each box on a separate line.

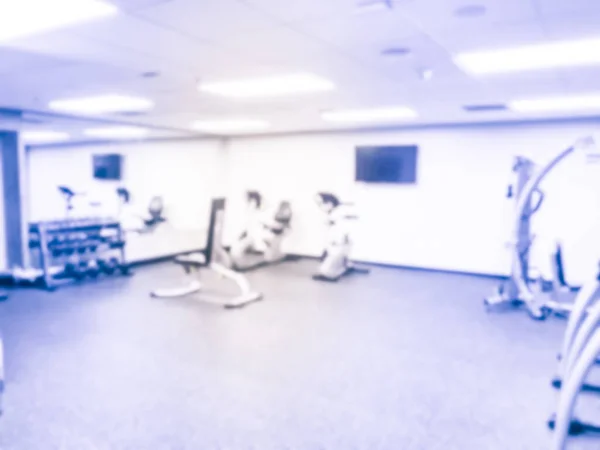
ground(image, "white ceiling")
xmin=1 ymin=0 xmax=600 ymax=140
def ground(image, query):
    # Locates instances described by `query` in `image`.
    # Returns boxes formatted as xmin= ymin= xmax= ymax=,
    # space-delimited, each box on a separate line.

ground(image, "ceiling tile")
xmin=297 ymin=9 xmax=421 ymax=49
xmin=557 ymin=67 xmax=600 ymax=93
xmin=398 ymin=0 xmax=538 ymax=30
xmin=215 ymin=26 xmax=336 ymax=68
xmin=0 ymin=48 xmax=68 ymax=76
xmin=133 ymin=0 xmax=278 ymax=41
xmin=536 ymin=0 xmax=600 ymax=16
xmin=110 ymin=0 xmax=175 ymax=12
xmin=0 ymin=63 xmax=143 ymax=107
xmin=325 ymin=32 xmax=466 ymax=84
xmin=239 ymin=0 xmax=353 ymax=23
xmin=480 ymin=72 xmax=566 ymax=99
xmin=541 ymin=13 xmax=600 ymax=40
xmin=70 ymin=14 xmax=258 ymax=78
xmin=426 ymin=21 xmax=546 ymax=53
xmin=4 ymin=31 xmax=163 ymax=72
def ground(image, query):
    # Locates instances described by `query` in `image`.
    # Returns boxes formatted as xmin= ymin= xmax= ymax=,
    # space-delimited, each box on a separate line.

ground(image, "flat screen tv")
xmin=355 ymin=145 xmax=418 ymax=184
xmin=93 ymin=154 xmax=122 ymax=180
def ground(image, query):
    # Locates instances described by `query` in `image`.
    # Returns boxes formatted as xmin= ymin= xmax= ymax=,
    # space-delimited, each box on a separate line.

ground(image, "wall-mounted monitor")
xmin=93 ymin=154 xmax=122 ymax=180
xmin=355 ymin=145 xmax=418 ymax=184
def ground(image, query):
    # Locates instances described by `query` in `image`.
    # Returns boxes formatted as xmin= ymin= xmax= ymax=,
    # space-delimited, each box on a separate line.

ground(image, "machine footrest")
xmin=548 ymin=414 xmax=600 ymax=435
xmin=552 ymin=377 xmax=600 ymax=394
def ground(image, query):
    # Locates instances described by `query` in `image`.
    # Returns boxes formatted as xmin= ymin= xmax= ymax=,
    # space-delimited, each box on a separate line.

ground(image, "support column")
xmin=0 ymin=131 xmax=26 ymax=270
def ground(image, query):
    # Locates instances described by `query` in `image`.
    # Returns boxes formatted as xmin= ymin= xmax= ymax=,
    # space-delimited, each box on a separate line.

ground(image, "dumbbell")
xmin=64 ymin=262 xmax=77 ymax=278
xmin=86 ymin=259 xmax=100 ymax=278
xmin=74 ymin=261 xmax=88 ymax=280
xmin=98 ymin=259 xmax=116 ymax=275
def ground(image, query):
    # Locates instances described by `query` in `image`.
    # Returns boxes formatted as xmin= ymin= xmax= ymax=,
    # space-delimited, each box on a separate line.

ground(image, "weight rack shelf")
xmin=29 ymin=218 xmax=131 ymax=290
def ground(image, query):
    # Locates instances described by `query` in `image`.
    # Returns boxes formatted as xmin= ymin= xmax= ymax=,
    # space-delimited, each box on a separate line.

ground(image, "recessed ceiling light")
xmin=198 ymin=74 xmax=335 ymax=99
xmin=21 ymin=130 xmax=70 ymax=143
xmin=354 ymin=0 xmax=393 ymax=14
xmin=509 ymin=94 xmax=600 ymax=113
xmin=84 ymin=126 xmax=149 ymax=139
xmin=49 ymin=95 xmax=154 ymax=114
xmin=0 ymin=0 xmax=117 ymax=42
xmin=454 ymin=4 xmax=487 ymax=18
xmin=381 ymin=47 xmax=412 ymax=59
xmin=321 ymin=107 xmax=418 ymax=123
xmin=454 ymin=37 xmax=600 ymax=75
xmin=192 ymin=119 xmax=270 ymax=133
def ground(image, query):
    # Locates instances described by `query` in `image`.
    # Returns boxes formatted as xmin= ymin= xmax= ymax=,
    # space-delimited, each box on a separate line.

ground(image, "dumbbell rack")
xmin=29 ymin=218 xmax=130 ymax=290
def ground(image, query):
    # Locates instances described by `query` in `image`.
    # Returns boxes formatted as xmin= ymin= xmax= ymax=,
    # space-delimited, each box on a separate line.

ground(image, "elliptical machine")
xmin=229 ymin=191 xmax=295 ymax=271
xmin=313 ymin=192 xmax=370 ymax=282
xmin=484 ymin=137 xmax=596 ymax=320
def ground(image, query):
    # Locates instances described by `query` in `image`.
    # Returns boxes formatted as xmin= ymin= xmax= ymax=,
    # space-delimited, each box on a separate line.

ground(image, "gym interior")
xmin=0 ymin=1 xmax=600 ymax=449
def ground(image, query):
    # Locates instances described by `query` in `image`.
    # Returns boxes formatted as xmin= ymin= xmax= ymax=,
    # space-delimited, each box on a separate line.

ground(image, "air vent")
xmin=114 ymin=111 xmax=147 ymax=117
xmin=141 ymin=71 xmax=160 ymax=78
xmin=454 ymin=4 xmax=487 ymax=18
xmin=21 ymin=117 xmax=46 ymax=125
xmin=463 ymin=104 xmax=508 ymax=112
xmin=381 ymin=47 xmax=411 ymax=58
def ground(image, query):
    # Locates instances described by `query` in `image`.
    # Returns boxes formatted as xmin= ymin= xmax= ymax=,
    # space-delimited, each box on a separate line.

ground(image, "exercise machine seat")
xmin=174 ymin=253 xmax=207 ymax=269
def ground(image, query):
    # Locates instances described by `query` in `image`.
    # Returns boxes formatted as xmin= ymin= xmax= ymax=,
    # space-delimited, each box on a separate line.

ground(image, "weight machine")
xmin=484 ymin=137 xmax=597 ymax=320
xmin=151 ymin=198 xmax=262 ymax=308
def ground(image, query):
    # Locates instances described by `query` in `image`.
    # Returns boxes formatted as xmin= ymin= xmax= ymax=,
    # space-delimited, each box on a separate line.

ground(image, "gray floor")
xmin=0 ymin=259 xmax=597 ymax=449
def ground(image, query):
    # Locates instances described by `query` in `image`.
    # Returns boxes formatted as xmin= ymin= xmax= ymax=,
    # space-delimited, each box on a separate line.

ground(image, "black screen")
xmin=93 ymin=154 xmax=122 ymax=180
xmin=355 ymin=145 xmax=418 ymax=184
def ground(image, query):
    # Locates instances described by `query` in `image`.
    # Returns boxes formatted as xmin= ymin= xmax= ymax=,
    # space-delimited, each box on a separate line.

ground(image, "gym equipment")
xmin=117 ymin=188 xmax=166 ymax=233
xmin=229 ymin=191 xmax=297 ymax=272
xmin=86 ymin=259 xmax=100 ymax=278
xmin=550 ymin=328 xmax=600 ymax=449
xmin=0 ymin=333 xmax=4 ymax=416
xmin=552 ymin=266 xmax=600 ymax=391
xmin=28 ymin=217 xmax=130 ymax=290
xmin=484 ymin=137 xmax=596 ymax=320
xmin=151 ymin=198 xmax=262 ymax=308
xmin=58 ymin=185 xmax=79 ymax=216
xmin=547 ymin=266 xmax=600 ymax=447
xmin=312 ymin=192 xmax=370 ymax=282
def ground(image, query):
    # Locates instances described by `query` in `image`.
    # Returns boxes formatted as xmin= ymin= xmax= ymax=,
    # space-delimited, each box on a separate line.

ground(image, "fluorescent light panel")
xmin=455 ymin=37 xmax=600 ymax=75
xmin=84 ymin=126 xmax=149 ymax=139
xmin=509 ymin=94 xmax=600 ymax=113
xmin=192 ymin=119 xmax=270 ymax=133
xmin=321 ymin=107 xmax=418 ymax=123
xmin=199 ymin=73 xmax=335 ymax=99
xmin=0 ymin=0 xmax=117 ymax=42
xmin=22 ymin=131 xmax=70 ymax=143
xmin=49 ymin=95 xmax=154 ymax=114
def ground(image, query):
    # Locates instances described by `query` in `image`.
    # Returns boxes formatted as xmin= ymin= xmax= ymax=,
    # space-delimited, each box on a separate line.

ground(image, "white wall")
xmin=24 ymin=121 xmax=600 ymax=285
xmin=0 ymin=136 xmax=6 ymax=270
xmin=27 ymin=139 xmax=226 ymax=262
xmin=224 ymin=121 xmax=600 ymax=285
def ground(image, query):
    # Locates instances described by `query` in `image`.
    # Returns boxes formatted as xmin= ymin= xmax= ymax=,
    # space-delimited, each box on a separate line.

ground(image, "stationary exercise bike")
xmin=312 ymin=192 xmax=370 ymax=282
xmin=484 ymin=137 xmax=596 ymax=320
xmin=229 ymin=191 xmax=296 ymax=271
xmin=117 ymin=188 xmax=166 ymax=233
